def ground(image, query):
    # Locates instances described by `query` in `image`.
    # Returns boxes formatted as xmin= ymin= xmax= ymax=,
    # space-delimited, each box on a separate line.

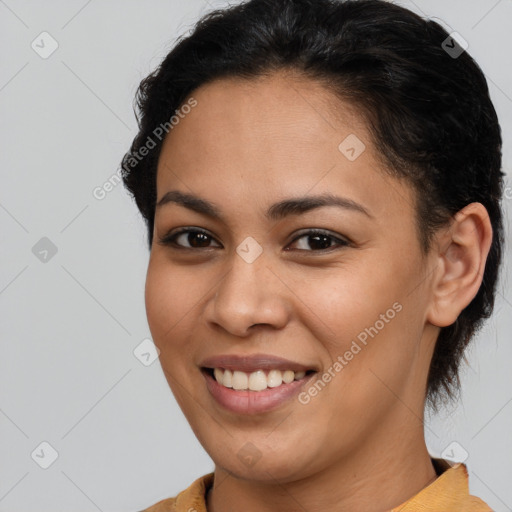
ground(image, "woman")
xmin=121 ymin=0 xmax=504 ymax=510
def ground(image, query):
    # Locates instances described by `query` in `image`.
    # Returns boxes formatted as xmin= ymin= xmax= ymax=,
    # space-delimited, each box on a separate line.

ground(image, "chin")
xmin=205 ymin=438 xmax=318 ymax=483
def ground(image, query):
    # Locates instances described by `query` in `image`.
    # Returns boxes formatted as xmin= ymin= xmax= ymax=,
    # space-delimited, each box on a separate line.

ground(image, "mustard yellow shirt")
xmin=141 ymin=458 xmax=492 ymax=511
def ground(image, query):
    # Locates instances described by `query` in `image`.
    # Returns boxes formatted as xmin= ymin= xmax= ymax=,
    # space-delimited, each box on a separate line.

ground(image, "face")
xmin=145 ymin=71 xmax=440 ymax=483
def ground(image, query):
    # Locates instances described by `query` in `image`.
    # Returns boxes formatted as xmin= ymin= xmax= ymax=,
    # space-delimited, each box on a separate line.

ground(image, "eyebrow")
xmin=155 ymin=190 xmax=373 ymax=221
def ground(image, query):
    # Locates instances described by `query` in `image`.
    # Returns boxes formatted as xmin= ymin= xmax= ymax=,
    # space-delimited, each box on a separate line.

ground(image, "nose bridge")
xmin=209 ymin=241 xmax=289 ymax=335
xmin=217 ymin=245 xmax=271 ymax=314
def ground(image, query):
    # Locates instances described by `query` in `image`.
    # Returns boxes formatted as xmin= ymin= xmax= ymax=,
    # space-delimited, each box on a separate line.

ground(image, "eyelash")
xmin=157 ymin=227 xmax=351 ymax=253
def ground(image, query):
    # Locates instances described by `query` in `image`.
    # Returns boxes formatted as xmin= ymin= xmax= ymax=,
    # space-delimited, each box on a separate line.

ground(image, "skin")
xmin=145 ymin=69 xmax=493 ymax=512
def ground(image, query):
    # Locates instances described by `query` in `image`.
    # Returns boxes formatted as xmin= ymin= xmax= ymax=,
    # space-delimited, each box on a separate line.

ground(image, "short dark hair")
xmin=120 ymin=0 xmax=505 ymax=410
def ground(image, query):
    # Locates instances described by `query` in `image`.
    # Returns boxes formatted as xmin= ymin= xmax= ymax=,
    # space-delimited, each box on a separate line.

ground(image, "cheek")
xmin=295 ymin=262 xmax=405 ymax=352
xmin=144 ymin=259 xmax=207 ymax=412
xmin=144 ymin=258 xmax=203 ymax=357
xmin=297 ymin=255 xmax=425 ymax=400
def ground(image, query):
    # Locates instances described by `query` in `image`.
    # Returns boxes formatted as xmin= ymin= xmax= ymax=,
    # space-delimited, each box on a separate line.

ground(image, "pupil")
xmin=189 ymin=232 xmax=210 ymax=247
xmin=310 ymin=234 xmax=331 ymax=250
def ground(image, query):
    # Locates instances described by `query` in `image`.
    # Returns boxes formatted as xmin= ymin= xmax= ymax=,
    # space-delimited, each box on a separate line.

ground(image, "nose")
xmin=206 ymin=249 xmax=291 ymax=337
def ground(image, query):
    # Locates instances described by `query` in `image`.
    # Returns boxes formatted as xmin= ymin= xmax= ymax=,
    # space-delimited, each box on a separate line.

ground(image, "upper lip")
xmin=200 ymin=353 xmax=318 ymax=373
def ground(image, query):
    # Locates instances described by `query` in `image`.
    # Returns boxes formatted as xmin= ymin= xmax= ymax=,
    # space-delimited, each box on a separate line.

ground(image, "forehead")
xmin=155 ymin=71 xmax=416 ymax=225
xmin=160 ymin=70 xmax=367 ymax=158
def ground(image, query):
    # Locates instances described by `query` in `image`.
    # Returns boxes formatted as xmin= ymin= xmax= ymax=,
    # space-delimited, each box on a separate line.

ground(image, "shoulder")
xmin=391 ymin=459 xmax=493 ymax=511
xmin=436 ymin=459 xmax=493 ymax=511
xmin=464 ymin=495 xmax=494 ymax=512
xmin=139 ymin=473 xmax=214 ymax=512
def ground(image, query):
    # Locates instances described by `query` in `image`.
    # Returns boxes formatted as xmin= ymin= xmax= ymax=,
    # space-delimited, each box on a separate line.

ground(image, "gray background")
xmin=1 ymin=0 xmax=511 ymax=510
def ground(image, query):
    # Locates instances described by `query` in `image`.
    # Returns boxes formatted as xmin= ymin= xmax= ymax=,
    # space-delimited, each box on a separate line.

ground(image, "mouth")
xmin=200 ymin=360 xmax=318 ymax=414
xmin=202 ymin=367 xmax=316 ymax=391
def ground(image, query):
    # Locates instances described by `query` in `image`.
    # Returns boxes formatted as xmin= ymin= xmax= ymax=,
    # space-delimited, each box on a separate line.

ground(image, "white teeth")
xmin=214 ymin=368 xmax=223 ymax=383
xmin=248 ymin=370 xmax=267 ymax=391
xmin=267 ymin=369 xmax=282 ymax=388
xmin=212 ymin=368 xmax=309 ymax=391
xmin=282 ymin=370 xmax=295 ymax=384
xmin=232 ymin=370 xmax=248 ymax=390
xmin=222 ymin=369 xmax=233 ymax=388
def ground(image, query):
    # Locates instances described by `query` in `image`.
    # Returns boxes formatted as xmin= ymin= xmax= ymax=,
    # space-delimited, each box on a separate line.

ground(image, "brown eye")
xmin=287 ymin=229 xmax=350 ymax=252
xmin=158 ymin=228 xmax=221 ymax=249
xmin=158 ymin=227 xmax=349 ymax=252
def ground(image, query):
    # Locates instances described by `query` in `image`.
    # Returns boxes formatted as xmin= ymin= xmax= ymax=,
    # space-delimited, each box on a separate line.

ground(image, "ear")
xmin=426 ymin=202 xmax=493 ymax=328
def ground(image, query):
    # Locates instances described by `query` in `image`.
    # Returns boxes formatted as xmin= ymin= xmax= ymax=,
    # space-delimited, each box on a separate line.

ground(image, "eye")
xmin=157 ymin=227 xmax=221 ymax=249
xmin=157 ymin=227 xmax=350 ymax=252
xmin=287 ymin=229 xmax=350 ymax=252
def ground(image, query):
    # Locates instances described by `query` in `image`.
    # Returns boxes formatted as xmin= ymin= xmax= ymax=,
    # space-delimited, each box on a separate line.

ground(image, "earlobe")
xmin=426 ymin=202 xmax=493 ymax=328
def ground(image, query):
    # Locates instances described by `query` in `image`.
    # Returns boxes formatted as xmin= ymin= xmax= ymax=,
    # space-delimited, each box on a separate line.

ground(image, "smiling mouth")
xmin=202 ymin=367 xmax=316 ymax=392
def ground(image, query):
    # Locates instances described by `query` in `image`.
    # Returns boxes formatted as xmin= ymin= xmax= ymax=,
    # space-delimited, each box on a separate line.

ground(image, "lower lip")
xmin=203 ymin=370 xmax=315 ymax=414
